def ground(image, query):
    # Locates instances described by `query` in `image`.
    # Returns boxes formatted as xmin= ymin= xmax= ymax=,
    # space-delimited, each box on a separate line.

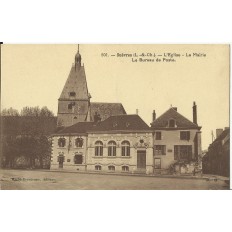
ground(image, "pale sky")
xmin=1 ymin=44 xmax=229 ymax=150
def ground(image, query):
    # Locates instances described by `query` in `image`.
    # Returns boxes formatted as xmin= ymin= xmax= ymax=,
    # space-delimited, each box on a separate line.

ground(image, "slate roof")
xmin=59 ymin=65 xmax=89 ymax=100
xmin=90 ymin=102 xmax=126 ymax=121
xmin=89 ymin=114 xmax=150 ymax=132
xmin=54 ymin=114 xmax=150 ymax=135
xmin=151 ymin=107 xmax=200 ymax=129
xmin=55 ymin=122 xmax=95 ymax=135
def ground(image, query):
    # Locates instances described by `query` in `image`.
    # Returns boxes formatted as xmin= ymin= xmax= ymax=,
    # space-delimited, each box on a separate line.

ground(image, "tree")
xmin=20 ymin=106 xmax=54 ymax=117
xmin=1 ymin=106 xmax=55 ymax=169
xmin=1 ymin=107 xmax=20 ymax=116
xmin=40 ymin=106 xmax=54 ymax=117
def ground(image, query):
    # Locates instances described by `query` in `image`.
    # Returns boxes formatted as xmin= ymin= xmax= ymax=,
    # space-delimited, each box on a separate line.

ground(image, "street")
xmin=0 ymin=169 xmax=229 ymax=190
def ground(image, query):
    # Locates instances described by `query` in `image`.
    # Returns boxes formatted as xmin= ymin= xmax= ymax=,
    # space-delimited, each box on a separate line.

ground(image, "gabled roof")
xmin=55 ymin=121 xmax=95 ymax=135
xmin=59 ymin=65 xmax=89 ymax=100
xmin=89 ymin=114 xmax=150 ymax=132
xmin=90 ymin=102 xmax=126 ymax=121
xmin=151 ymin=107 xmax=200 ymax=129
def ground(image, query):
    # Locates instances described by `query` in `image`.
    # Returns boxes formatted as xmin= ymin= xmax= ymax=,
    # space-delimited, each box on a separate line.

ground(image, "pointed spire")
xmin=75 ymin=44 xmax=82 ymax=68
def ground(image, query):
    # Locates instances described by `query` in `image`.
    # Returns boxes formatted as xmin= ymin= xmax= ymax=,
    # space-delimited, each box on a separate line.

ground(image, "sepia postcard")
xmin=0 ymin=44 xmax=230 ymax=190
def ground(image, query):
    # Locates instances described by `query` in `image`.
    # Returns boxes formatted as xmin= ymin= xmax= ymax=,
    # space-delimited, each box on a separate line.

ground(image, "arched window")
xmin=108 ymin=141 xmax=116 ymax=156
xmin=95 ymin=165 xmax=101 ymax=171
xmin=75 ymin=138 xmax=83 ymax=148
xmin=95 ymin=141 xmax=103 ymax=156
xmin=108 ymin=165 xmax=115 ymax=171
xmin=121 ymin=141 xmax=130 ymax=156
xmin=122 ymin=166 xmax=129 ymax=172
xmin=169 ymin=119 xmax=176 ymax=128
xmin=58 ymin=138 xmax=66 ymax=147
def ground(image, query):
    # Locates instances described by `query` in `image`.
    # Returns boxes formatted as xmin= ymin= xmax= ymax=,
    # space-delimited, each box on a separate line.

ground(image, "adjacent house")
xmin=151 ymin=103 xmax=202 ymax=172
xmin=202 ymin=128 xmax=229 ymax=177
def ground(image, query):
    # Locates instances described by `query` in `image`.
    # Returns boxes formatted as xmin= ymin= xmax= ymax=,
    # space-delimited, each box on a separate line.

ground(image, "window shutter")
xmin=163 ymin=145 xmax=166 ymax=155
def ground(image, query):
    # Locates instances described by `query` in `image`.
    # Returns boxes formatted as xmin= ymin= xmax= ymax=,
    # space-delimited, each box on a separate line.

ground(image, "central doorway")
xmin=137 ymin=150 xmax=146 ymax=169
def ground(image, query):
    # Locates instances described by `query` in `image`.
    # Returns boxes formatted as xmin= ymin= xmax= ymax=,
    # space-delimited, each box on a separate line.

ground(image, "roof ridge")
xmin=91 ymin=102 xmax=123 ymax=104
xmin=151 ymin=107 xmax=172 ymax=124
xmin=151 ymin=107 xmax=200 ymax=128
xmin=171 ymin=108 xmax=198 ymax=126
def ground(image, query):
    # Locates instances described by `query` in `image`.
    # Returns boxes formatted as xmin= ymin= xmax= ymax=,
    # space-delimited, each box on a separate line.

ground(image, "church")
xmin=51 ymin=47 xmax=202 ymax=174
xmin=57 ymin=45 xmax=126 ymax=128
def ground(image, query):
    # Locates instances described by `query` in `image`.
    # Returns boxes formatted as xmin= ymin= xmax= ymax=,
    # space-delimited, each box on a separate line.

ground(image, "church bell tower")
xmin=57 ymin=45 xmax=91 ymax=127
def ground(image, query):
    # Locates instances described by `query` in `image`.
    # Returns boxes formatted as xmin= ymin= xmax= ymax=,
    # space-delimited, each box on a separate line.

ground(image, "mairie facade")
xmin=51 ymin=115 xmax=153 ymax=173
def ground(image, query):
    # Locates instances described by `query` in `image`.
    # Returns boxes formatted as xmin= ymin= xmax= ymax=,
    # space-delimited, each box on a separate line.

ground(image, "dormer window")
xmin=169 ymin=119 xmax=176 ymax=128
xmin=69 ymin=92 xmax=76 ymax=97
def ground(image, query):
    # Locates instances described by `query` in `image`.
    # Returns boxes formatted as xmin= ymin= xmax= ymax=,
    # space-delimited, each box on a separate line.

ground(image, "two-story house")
xmin=151 ymin=102 xmax=202 ymax=171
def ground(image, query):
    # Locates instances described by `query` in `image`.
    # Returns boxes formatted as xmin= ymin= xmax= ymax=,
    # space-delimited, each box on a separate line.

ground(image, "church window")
xmin=108 ymin=141 xmax=116 ymax=156
xmin=58 ymin=138 xmax=66 ymax=147
xmin=95 ymin=141 xmax=103 ymax=156
xmin=68 ymin=102 xmax=75 ymax=109
xmin=69 ymin=92 xmax=76 ymax=97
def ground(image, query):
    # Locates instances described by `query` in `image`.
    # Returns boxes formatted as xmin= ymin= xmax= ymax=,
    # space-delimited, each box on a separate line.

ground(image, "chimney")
xmin=94 ymin=112 xmax=101 ymax=123
xmin=136 ymin=109 xmax=139 ymax=115
xmin=152 ymin=110 xmax=156 ymax=122
xmin=172 ymin=107 xmax=177 ymax=111
xmin=216 ymin=128 xmax=223 ymax=138
xmin=193 ymin=101 xmax=197 ymax=125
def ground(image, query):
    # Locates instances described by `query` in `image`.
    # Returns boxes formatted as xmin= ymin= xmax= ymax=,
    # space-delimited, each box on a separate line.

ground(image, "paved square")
xmin=0 ymin=169 xmax=229 ymax=190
